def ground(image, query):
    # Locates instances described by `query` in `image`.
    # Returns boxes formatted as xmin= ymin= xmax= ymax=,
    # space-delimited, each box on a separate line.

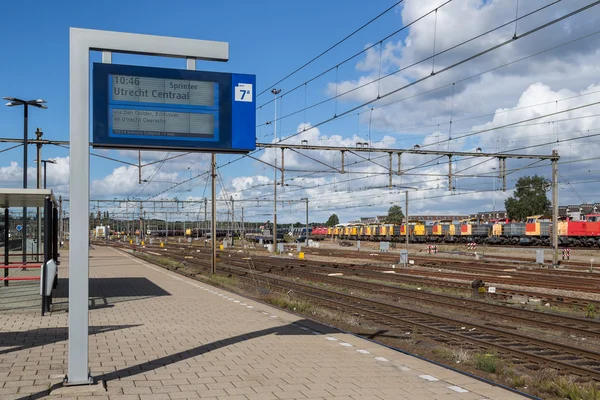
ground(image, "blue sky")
xmin=0 ymin=0 xmax=403 ymax=222
xmin=1 ymin=0 xmax=600 ymax=224
xmin=0 ymin=0 xmax=399 ymax=150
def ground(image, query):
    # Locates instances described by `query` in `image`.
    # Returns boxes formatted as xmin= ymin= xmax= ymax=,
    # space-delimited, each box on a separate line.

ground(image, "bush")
xmin=474 ymin=352 xmax=500 ymax=373
xmin=586 ymin=303 xmax=597 ymax=319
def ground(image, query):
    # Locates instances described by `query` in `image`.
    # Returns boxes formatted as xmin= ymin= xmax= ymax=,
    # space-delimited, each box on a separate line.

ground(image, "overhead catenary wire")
xmin=273 ymin=1 xmax=600 ymax=145
xmin=267 ymin=23 xmax=600 ymax=143
xmin=257 ymin=0 xmax=565 ymax=131
xmin=257 ymin=0 xmax=406 ymax=98
xmin=30 ymin=2 xmax=596 ymax=216
xmin=145 ymin=16 xmax=600 ymax=202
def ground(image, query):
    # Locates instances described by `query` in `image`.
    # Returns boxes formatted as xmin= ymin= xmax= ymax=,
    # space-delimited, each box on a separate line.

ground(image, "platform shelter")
xmin=0 ymin=188 xmax=60 ymax=315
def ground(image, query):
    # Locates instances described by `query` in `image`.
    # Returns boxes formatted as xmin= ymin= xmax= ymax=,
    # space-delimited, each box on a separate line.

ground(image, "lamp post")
xmin=271 ymin=88 xmax=281 ymax=251
xmin=40 ymin=159 xmax=56 ymax=189
xmin=4 ymin=97 xmax=47 ymax=263
xmin=271 ymin=88 xmax=281 ymax=142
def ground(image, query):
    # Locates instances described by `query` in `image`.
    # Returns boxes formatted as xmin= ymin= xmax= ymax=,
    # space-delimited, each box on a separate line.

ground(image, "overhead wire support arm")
xmin=244 ymin=154 xmax=283 ymax=172
xmin=287 ymin=148 xmax=342 ymax=174
xmin=257 ymin=143 xmax=560 ymax=161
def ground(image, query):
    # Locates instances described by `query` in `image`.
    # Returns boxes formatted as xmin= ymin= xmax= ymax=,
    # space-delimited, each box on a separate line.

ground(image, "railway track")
xmin=123 ymin=244 xmax=600 ymax=380
xmin=125 ymin=241 xmax=600 ymax=307
xmin=163 ymin=251 xmax=600 ymax=340
xmin=300 ymin=245 xmax=596 ymax=269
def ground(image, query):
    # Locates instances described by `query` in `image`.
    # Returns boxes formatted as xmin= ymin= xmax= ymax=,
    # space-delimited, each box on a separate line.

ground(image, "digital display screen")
xmin=93 ymin=64 xmax=256 ymax=153
xmin=109 ymin=75 xmax=219 ymax=139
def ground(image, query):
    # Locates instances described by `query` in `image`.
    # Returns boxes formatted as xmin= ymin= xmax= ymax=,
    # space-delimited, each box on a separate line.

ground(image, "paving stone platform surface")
xmin=0 ymin=246 xmax=530 ymax=400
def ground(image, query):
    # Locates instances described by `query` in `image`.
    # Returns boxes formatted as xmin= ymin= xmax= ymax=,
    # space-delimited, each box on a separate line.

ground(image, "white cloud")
xmin=0 ymin=157 xmax=69 ymax=194
xmin=5 ymin=0 xmax=599 ymax=224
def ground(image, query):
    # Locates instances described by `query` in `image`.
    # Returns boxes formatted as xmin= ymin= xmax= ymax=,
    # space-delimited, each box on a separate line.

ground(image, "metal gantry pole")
xmin=552 ymin=150 xmax=559 ymax=265
xmin=211 ymin=153 xmax=217 ymax=274
xmin=36 ymin=129 xmax=43 ymax=262
xmin=305 ymin=199 xmax=309 ymax=246
xmin=139 ymin=203 xmax=143 ymax=241
xmin=204 ymin=198 xmax=207 ymax=238
xmin=273 ymin=165 xmax=277 ymax=251
xmin=405 ymin=191 xmax=409 ymax=253
xmin=22 ymin=104 xmax=28 ymax=264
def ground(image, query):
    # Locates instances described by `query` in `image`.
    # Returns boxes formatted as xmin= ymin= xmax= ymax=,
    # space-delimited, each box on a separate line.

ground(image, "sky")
xmin=1 ymin=0 xmax=600 ymax=226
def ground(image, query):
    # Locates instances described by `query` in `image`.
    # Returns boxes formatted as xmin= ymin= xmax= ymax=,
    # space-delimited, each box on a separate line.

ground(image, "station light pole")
xmin=4 ymin=97 xmax=47 ymax=263
xmin=271 ymin=88 xmax=281 ymax=250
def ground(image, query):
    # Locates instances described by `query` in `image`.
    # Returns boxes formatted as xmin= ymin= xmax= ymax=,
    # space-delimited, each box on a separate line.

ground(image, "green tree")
xmin=293 ymin=222 xmax=303 ymax=228
xmin=326 ymin=214 xmax=339 ymax=227
xmin=504 ymin=175 xmax=551 ymax=221
xmin=385 ymin=205 xmax=404 ymax=224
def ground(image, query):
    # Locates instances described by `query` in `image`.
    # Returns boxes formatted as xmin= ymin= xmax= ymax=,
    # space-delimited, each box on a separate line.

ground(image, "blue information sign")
xmin=16 ymin=225 xmax=22 ymax=232
xmin=92 ymin=64 xmax=256 ymax=153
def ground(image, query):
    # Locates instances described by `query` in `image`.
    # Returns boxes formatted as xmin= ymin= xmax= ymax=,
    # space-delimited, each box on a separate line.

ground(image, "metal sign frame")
xmin=92 ymin=63 xmax=256 ymax=152
xmin=69 ymin=27 xmax=228 ymax=385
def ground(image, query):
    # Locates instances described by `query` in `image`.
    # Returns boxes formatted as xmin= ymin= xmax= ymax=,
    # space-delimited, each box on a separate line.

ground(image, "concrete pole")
xmin=552 ymin=150 xmax=559 ymax=265
xmin=204 ymin=198 xmax=207 ymax=238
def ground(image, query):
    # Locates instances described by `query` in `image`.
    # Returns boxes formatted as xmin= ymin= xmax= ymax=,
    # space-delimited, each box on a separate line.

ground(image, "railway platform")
xmin=0 ymin=246 xmax=529 ymax=399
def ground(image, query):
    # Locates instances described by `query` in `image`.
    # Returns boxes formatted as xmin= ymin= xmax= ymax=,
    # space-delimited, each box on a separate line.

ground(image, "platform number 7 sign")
xmin=235 ymin=83 xmax=253 ymax=102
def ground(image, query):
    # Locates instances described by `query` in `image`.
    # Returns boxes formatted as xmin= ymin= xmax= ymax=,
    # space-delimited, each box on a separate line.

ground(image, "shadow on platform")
xmin=0 ymin=325 xmax=140 ymax=356
xmin=21 ymin=320 xmax=339 ymax=400
xmin=51 ymin=277 xmax=171 ymax=311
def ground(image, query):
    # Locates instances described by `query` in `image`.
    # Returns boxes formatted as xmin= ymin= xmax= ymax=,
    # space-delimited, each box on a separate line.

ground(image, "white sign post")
xmin=69 ymin=28 xmax=228 ymax=385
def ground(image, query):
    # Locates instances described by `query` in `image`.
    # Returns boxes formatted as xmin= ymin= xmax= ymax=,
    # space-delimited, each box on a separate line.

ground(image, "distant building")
xmin=557 ymin=203 xmax=600 ymax=220
xmin=354 ymin=202 xmax=600 ymax=224
xmin=358 ymin=215 xmax=470 ymax=223
xmin=471 ymin=211 xmax=508 ymax=221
